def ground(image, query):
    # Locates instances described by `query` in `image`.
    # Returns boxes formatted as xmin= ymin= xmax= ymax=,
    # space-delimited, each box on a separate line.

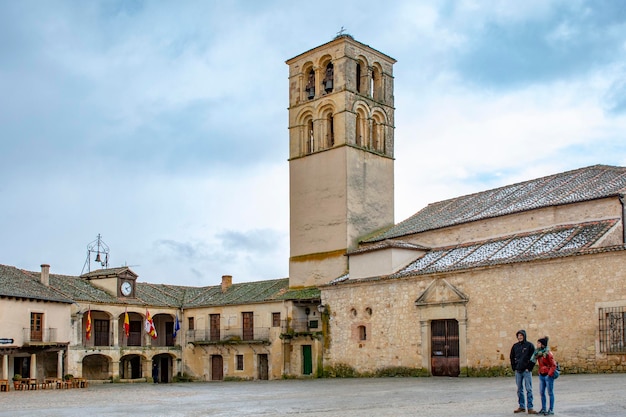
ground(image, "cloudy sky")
xmin=2 ymin=0 xmax=625 ymax=287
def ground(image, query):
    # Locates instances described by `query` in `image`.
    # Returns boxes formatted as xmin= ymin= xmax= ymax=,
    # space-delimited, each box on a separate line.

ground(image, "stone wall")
xmin=321 ymin=249 xmax=626 ymax=375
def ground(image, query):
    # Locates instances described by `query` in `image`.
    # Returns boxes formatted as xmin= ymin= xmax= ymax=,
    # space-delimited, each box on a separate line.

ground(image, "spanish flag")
xmin=145 ymin=309 xmax=157 ymax=339
xmin=123 ymin=309 xmax=130 ymax=338
xmin=86 ymin=308 xmax=92 ymax=341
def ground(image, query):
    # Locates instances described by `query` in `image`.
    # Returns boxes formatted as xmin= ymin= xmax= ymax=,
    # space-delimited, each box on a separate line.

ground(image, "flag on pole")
xmin=145 ymin=309 xmax=157 ymax=339
xmin=123 ymin=309 xmax=130 ymax=338
xmin=173 ymin=313 xmax=180 ymax=339
xmin=85 ymin=308 xmax=92 ymax=341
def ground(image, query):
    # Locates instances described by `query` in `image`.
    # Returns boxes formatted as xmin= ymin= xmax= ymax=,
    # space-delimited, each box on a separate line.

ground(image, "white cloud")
xmin=1 ymin=0 xmax=625 ymax=287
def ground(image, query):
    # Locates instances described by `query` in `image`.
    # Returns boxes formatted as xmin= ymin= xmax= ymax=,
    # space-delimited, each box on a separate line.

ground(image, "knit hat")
xmin=538 ymin=336 xmax=549 ymax=346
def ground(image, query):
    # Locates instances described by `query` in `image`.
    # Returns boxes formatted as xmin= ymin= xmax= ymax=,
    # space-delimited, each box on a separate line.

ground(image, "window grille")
xmin=599 ymin=306 xmax=626 ymax=354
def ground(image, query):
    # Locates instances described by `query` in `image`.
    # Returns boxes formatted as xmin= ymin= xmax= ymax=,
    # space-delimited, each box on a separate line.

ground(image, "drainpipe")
xmin=619 ymin=194 xmax=626 ymax=245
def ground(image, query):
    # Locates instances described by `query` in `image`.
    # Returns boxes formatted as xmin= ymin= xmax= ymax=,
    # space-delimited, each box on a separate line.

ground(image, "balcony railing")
xmin=22 ymin=328 xmax=59 ymax=344
xmin=186 ymin=327 xmax=270 ymax=343
xmin=281 ymin=319 xmax=320 ymax=333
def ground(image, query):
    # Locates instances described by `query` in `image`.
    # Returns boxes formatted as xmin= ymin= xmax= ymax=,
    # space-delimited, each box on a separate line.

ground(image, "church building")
xmin=0 ymin=34 xmax=624 ymax=385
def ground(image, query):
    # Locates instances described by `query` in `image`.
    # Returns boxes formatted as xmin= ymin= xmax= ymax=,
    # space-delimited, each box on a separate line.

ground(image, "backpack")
xmin=553 ymin=362 xmax=561 ymax=379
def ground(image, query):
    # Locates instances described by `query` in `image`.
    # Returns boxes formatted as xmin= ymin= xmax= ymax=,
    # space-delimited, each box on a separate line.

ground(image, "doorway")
xmin=431 ymin=319 xmax=460 ymax=377
xmin=302 ymin=345 xmax=312 ymax=375
xmin=211 ymin=355 xmax=223 ymax=380
xmin=258 ymin=354 xmax=268 ymax=380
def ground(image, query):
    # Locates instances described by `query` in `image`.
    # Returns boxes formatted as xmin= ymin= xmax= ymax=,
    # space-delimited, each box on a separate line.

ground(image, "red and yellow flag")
xmin=123 ymin=309 xmax=130 ymax=337
xmin=145 ymin=309 xmax=157 ymax=339
xmin=85 ymin=308 xmax=92 ymax=340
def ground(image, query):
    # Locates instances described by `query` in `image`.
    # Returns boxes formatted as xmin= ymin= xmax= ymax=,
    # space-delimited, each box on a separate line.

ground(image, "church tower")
xmin=286 ymin=34 xmax=396 ymax=288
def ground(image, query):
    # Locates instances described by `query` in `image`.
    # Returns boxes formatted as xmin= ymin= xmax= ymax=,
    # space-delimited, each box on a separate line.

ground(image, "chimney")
xmin=221 ymin=275 xmax=232 ymax=293
xmin=40 ymin=264 xmax=50 ymax=286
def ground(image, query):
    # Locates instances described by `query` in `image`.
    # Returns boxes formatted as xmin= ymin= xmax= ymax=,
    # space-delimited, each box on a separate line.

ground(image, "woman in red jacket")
xmin=532 ymin=336 xmax=557 ymax=415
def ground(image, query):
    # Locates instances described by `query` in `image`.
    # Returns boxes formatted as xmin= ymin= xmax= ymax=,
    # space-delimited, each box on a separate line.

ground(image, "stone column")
xmin=112 ymin=317 xmax=119 ymax=347
xmin=420 ymin=320 xmax=430 ymax=371
xmin=458 ymin=318 xmax=468 ymax=376
xmin=30 ymin=353 xmax=37 ymax=380
xmin=76 ymin=314 xmax=83 ymax=345
xmin=111 ymin=360 xmax=120 ymax=380
xmin=2 ymin=354 xmax=7 ymax=379
xmin=57 ymin=351 xmax=63 ymax=379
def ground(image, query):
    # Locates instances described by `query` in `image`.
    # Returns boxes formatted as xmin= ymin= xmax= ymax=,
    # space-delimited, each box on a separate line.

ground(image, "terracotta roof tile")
xmin=0 ymin=265 xmax=72 ymax=303
xmin=367 ymin=165 xmax=626 ymax=242
xmin=390 ymin=219 xmax=619 ymax=278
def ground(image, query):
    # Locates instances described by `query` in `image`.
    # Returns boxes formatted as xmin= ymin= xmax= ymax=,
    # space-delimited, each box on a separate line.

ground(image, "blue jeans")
xmin=539 ymin=374 xmax=554 ymax=412
xmin=516 ymin=370 xmax=534 ymax=409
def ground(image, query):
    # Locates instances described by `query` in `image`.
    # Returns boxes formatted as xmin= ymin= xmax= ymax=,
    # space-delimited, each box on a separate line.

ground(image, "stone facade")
xmin=287 ymin=35 xmax=396 ymax=288
xmin=323 ymin=249 xmax=626 ymax=375
xmin=2 ymin=35 xmax=625 ymax=386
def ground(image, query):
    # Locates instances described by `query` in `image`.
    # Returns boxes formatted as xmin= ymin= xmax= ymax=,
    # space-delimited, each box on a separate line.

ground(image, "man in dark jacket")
xmin=510 ymin=329 xmax=537 ymax=414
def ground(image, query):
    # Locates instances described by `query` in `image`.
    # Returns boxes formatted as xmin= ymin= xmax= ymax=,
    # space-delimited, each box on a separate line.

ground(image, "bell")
xmin=307 ymin=88 xmax=315 ymax=99
xmin=95 ymin=253 xmax=102 ymax=263
xmin=325 ymin=80 xmax=333 ymax=92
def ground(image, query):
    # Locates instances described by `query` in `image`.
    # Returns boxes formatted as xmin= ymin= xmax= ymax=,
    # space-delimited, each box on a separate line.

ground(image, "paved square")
xmin=0 ymin=374 xmax=624 ymax=417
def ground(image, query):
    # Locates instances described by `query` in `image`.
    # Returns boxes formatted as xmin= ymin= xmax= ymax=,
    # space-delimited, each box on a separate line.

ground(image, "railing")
xmin=281 ymin=319 xmax=320 ymax=333
xmin=186 ymin=327 xmax=270 ymax=343
xmin=22 ymin=328 xmax=58 ymax=343
xmin=599 ymin=306 xmax=626 ymax=354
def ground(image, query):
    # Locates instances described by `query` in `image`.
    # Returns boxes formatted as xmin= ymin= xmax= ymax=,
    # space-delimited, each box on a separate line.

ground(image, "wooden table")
xmin=74 ymin=378 xmax=89 ymax=388
xmin=24 ymin=378 xmax=38 ymax=390
xmin=44 ymin=378 xmax=60 ymax=389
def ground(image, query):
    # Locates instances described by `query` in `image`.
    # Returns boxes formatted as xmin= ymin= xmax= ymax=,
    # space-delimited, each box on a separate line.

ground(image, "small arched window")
xmin=323 ymin=63 xmax=333 ymax=93
xmin=355 ymin=112 xmax=364 ymax=147
xmin=327 ymin=113 xmax=334 ymax=148
xmin=372 ymin=119 xmax=379 ymax=151
xmin=372 ymin=66 xmax=383 ymax=101
xmin=306 ymin=69 xmax=315 ymax=100
xmin=306 ymin=119 xmax=314 ymax=154
xmin=372 ymin=117 xmax=385 ymax=152
xmin=356 ymin=63 xmax=362 ymax=93
xmin=358 ymin=325 xmax=367 ymax=341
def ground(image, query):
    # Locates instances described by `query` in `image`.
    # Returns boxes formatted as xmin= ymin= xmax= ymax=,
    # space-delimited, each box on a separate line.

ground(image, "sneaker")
xmin=514 ymin=408 xmax=526 ymax=413
xmin=538 ymin=410 xmax=547 ymax=416
xmin=527 ymin=410 xmax=539 ymax=415
xmin=546 ymin=412 xmax=554 ymax=415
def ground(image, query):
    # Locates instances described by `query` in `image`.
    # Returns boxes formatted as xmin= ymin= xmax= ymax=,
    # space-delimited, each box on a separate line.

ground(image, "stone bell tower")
xmin=286 ymin=34 xmax=396 ymax=288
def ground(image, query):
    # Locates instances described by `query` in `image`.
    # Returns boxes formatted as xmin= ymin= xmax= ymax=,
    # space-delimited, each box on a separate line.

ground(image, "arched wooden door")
xmin=211 ymin=355 xmax=223 ymax=381
xmin=431 ymin=319 xmax=460 ymax=377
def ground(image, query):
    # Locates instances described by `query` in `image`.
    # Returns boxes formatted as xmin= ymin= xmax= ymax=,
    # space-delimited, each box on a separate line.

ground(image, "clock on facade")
xmin=120 ymin=281 xmax=133 ymax=296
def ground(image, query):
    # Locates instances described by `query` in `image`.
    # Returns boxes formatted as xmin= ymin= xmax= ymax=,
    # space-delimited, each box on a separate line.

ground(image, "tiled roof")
xmin=347 ymin=239 xmax=430 ymax=255
xmin=80 ymin=267 xmax=137 ymax=279
xmin=48 ymin=273 xmax=120 ymax=304
xmin=327 ymin=219 xmax=620 ymax=286
xmin=367 ymin=165 xmax=626 ymax=242
xmin=389 ymin=219 xmax=619 ymax=279
xmin=0 ymin=265 xmax=72 ymax=303
xmin=184 ymin=278 xmax=291 ymax=308
xmin=0 ymin=265 xmax=295 ymax=308
xmin=277 ymin=286 xmax=321 ymax=301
